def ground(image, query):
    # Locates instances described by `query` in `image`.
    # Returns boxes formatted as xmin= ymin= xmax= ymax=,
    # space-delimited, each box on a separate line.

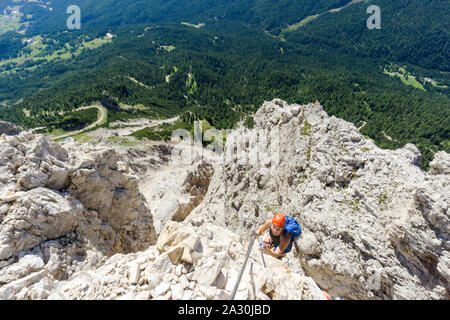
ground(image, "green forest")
xmin=0 ymin=0 xmax=448 ymax=170
xmin=34 ymin=107 xmax=98 ymax=134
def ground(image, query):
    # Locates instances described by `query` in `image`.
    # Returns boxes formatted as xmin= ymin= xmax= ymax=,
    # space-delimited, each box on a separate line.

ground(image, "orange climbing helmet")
xmin=271 ymin=213 xmax=286 ymax=227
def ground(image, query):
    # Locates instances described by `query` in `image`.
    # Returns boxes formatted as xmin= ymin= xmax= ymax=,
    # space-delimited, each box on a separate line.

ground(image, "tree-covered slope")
xmin=1 ymin=0 xmax=354 ymax=33
xmin=285 ymin=0 xmax=449 ymax=71
xmin=0 ymin=0 xmax=448 ymax=170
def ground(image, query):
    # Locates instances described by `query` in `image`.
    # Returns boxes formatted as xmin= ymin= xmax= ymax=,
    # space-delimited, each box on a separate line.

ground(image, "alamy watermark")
xmin=67 ymin=5 xmax=81 ymax=30
xmin=367 ymin=5 xmax=381 ymax=30
xmin=170 ymin=120 xmax=282 ymax=173
xmin=64 ymin=4 xmax=381 ymax=33
xmin=366 ymin=268 xmax=382 ymax=292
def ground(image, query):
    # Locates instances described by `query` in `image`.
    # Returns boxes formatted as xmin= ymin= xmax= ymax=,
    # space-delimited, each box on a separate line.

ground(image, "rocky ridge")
xmin=0 ymin=98 xmax=448 ymax=300
xmin=0 ymin=133 xmax=158 ymax=298
xmin=191 ymin=99 xmax=449 ymax=300
xmin=0 ymin=128 xmax=321 ymax=300
xmin=47 ymin=220 xmax=325 ymax=300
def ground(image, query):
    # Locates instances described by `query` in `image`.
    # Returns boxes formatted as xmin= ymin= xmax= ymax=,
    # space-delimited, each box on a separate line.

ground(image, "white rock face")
xmin=47 ymin=221 xmax=325 ymax=300
xmin=1 ymin=98 xmax=448 ymax=300
xmin=192 ymin=98 xmax=449 ymax=300
xmin=4 ymin=131 xmax=321 ymax=300
xmin=0 ymin=133 xmax=157 ymax=299
xmin=139 ymin=158 xmax=213 ymax=235
xmin=0 ymin=187 xmax=82 ymax=260
xmin=430 ymin=151 xmax=450 ymax=175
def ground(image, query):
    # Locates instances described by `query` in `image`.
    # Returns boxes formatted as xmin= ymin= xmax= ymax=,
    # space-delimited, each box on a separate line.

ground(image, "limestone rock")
xmin=45 ymin=220 xmax=325 ymax=300
xmin=0 ymin=188 xmax=82 ymax=260
xmin=68 ymin=148 xmax=156 ymax=254
xmin=430 ymin=151 xmax=450 ymax=175
xmin=139 ymin=158 xmax=214 ymax=235
xmin=0 ymin=249 xmax=44 ymax=284
xmin=0 ymin=134 xmax=157 ymax=298
xmin=172 ymin=161 xmax=213 ymax=222
xmin=2 ymin=98 xmax=448 ymax=301
xmin=193 ymin=99 xmax=449 ymax=300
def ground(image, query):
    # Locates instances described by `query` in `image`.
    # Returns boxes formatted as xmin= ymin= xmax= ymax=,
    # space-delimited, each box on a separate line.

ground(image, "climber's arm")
xmin=246 ymin=220 xmax=270 ymax=248
xmin=262 ymin=234 xmax=290 ymax=258
xmin=255 ymin=220 xmax=271 ymax=237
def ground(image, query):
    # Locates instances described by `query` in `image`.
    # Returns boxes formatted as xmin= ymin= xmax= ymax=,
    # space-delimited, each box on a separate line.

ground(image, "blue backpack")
xmin=274 ymin=216 xmax=302 ymax=253
xmin=285 ymin=216 xmax=302 ymax=240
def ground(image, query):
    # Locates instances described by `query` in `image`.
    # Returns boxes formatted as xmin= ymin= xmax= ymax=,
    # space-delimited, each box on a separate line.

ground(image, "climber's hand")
xmin=259 ymin=246 xmax=270 ymax=254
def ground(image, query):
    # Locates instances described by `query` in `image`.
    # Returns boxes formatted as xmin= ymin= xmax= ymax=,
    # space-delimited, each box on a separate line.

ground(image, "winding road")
xmin=52 ymin=104 xmax=107 ymax=140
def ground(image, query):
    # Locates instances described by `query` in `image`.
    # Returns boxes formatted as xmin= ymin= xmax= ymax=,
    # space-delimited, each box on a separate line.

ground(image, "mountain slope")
xmin=0 ymin=100 xmax=448 ymax=300
xmin=0 ymin=0 xmax=356 ymax=34
xmin=0 ymin=0 xmax=448 ymax=170
xmin=285 ymin=0 xmax=450 ymax=71
xmin=195 ymin=99 xmax=450 ymax=299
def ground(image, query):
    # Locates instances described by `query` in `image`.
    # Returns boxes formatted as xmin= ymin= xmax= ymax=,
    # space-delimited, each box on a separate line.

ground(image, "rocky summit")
xmin=0 ymin=99 xmax=448 ymax=300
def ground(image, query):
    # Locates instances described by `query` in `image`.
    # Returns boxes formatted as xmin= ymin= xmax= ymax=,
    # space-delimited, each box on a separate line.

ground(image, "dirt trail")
xmin=358 ymin=121 xmax=367 ymax=131
xmin=87 ymin=116 xmax=180 ymax=140
xmin=381 ymin=130 xmax=397 ymax=142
